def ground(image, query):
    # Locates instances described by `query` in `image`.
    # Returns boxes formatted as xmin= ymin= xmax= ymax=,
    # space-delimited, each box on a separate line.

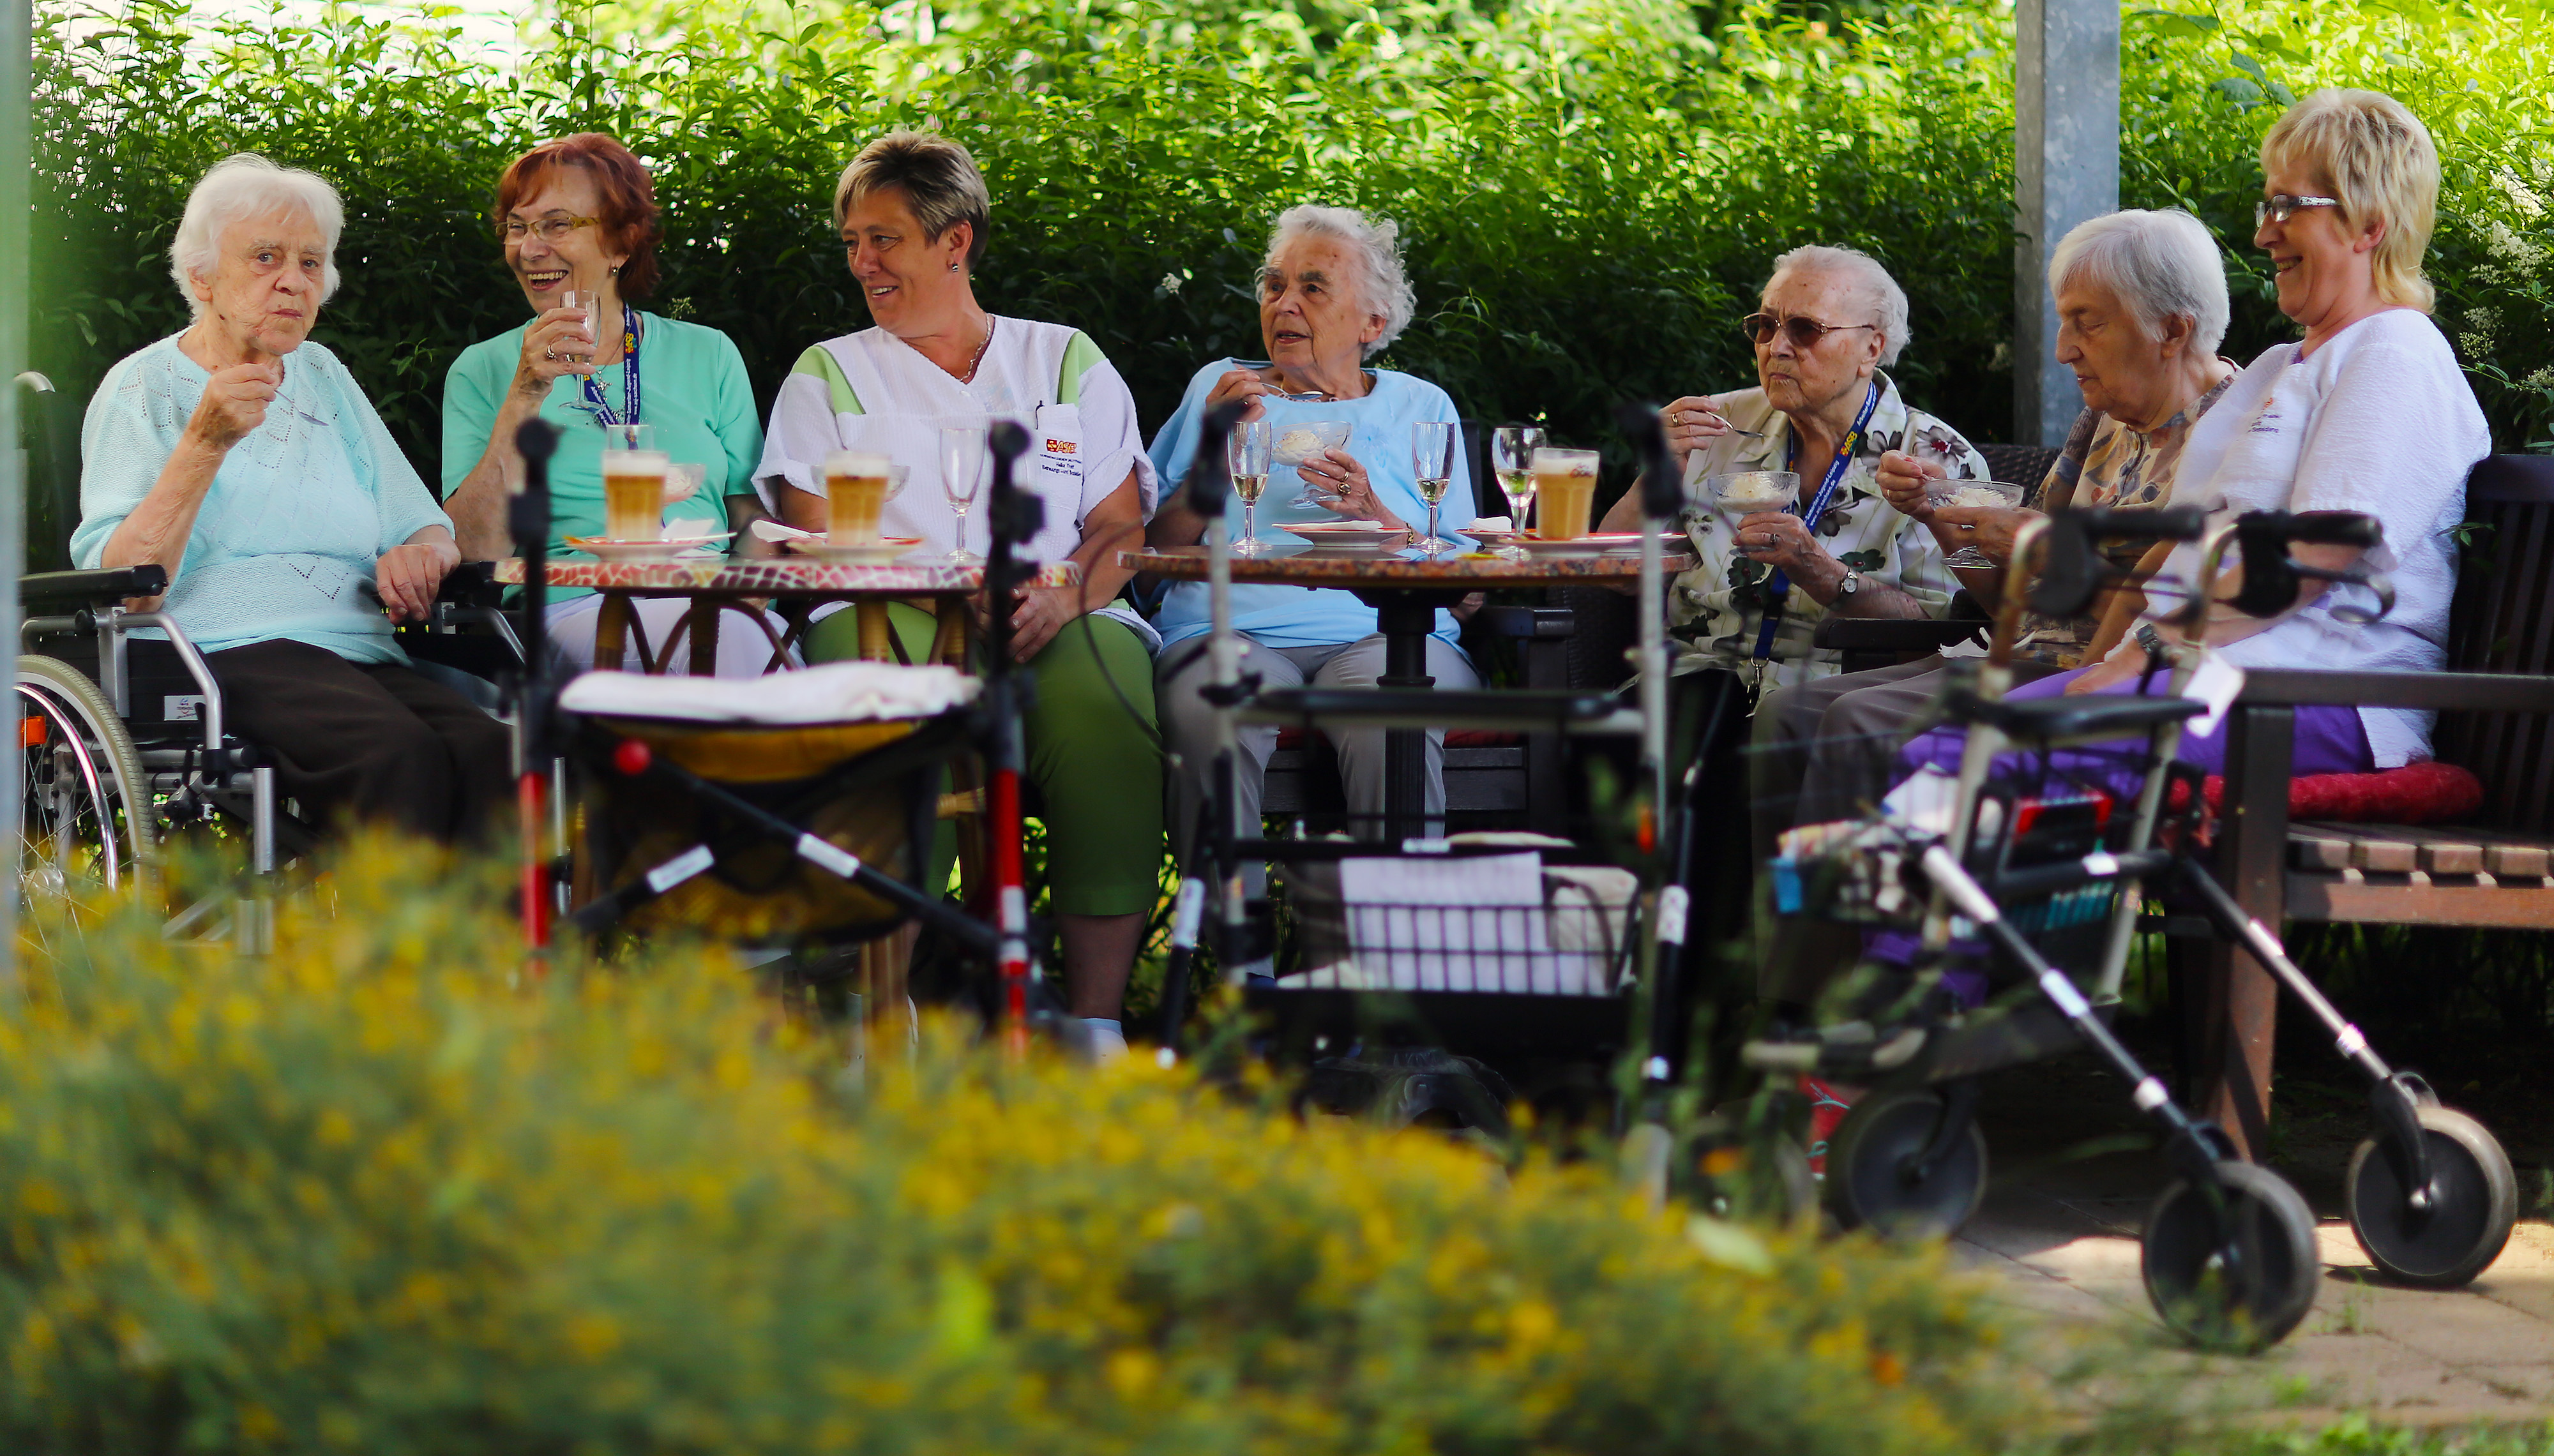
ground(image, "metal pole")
xmin=2014 ymin=0 xmax=2119 ymax=447
xmin=0 ymin=0 xmax=31 ymax=989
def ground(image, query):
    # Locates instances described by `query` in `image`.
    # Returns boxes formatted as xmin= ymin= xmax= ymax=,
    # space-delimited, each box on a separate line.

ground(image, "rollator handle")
xmin=1615 ymin=401 xmax=1681 ymax=522
xmin=2232 ymin=509 xmax=2387 ymax=620
xmin=2026 ymin=506 xmax=2207 ymax=619
xmin=1189 ymin=400 xmax=1247 ymax=518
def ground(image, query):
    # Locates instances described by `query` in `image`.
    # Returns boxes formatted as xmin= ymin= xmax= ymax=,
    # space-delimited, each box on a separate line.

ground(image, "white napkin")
xmin=1468 ymin=516 xmax=1513 ymax=532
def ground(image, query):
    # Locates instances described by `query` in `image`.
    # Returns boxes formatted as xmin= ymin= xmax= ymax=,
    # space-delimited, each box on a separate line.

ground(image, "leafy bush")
xmin=0 ymin=837 xmax=2032 ymax=1452
xmin=29 ymin=0 xmax=2554 ymax=574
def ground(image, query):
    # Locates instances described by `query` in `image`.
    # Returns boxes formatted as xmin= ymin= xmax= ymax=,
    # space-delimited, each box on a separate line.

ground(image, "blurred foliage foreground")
xmin=0 ymin=836 xmax=2032 ymax=1454
xmin=28 ymin=0 xmax=2554 ymax=571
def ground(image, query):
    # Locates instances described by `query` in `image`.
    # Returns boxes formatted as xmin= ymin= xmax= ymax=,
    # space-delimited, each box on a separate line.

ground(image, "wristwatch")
xmin=1838 ymin=569 xmax=1862 ymax=597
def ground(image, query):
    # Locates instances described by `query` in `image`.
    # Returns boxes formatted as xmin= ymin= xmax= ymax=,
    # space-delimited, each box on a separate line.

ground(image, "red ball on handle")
xmin=612 ymin=739 xmax=653 ymax=777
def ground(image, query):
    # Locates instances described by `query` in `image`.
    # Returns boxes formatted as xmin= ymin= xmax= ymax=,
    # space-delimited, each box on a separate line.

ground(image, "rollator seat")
xmin=1951 ymin=692 xmax=2206 ymax=742
xmin=563 ymin=663 xmax=979 ymax=943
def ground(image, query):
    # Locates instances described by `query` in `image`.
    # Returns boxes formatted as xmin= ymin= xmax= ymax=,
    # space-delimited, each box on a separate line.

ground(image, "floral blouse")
xmin=2009 ymin=369 xmax=2235 ymax=668
xmin=1667 ymin=371 xmax=1978 ymax=691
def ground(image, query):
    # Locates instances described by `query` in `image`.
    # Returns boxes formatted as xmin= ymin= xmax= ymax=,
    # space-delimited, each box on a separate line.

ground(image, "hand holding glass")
xmin=1926 ymin=478 xmax=2027 ymax=568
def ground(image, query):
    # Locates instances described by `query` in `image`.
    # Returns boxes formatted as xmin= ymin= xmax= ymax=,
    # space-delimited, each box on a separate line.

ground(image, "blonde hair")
xmin=2260 ymin=89 xmax=2440 ymax=312
xmin=835 ymin=131 xmax=992 ymax=271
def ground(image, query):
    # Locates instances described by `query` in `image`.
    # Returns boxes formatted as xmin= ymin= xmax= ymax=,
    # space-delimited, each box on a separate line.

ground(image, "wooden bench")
xmin=2193 ymin=453 xmax=2554 ymax=1157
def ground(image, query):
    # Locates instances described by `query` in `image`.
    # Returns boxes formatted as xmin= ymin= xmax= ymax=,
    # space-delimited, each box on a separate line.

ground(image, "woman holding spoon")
xmin=441 ymin=132 xmax=781 ymax=674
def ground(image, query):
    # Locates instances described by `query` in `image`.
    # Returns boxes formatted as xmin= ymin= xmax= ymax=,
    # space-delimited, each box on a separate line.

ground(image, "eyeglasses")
xmin=500 ymin=214 xmax=601 ymax=244
xmin=2254 ymin=193 xmax=2341 ymax=227
xmin=1741 ymin=312 xmax=1880 ymax=349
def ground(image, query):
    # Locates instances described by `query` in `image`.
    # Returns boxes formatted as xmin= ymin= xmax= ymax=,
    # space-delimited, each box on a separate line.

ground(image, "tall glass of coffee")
xmin=824 ymin=450 xmax=896 ymax=544
xmin=599 ymin=423 xmax=667 ymax=541
xmin=1530 ymin=447 xmax=1601 ymax=540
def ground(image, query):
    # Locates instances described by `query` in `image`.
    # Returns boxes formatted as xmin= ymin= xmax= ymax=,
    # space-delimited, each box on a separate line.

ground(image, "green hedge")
xmin=0 ymin=837 xmax=2034 ymax=1452
xmin=28 ymin=0 xmax=2554 ymax=567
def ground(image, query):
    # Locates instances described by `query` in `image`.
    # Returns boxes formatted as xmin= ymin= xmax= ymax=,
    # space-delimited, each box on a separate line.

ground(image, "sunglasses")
xmin=1741 ymin=312 xmax=1880 ymax=349
xmin=2254 ymin=193 xmax=2341 ymax=227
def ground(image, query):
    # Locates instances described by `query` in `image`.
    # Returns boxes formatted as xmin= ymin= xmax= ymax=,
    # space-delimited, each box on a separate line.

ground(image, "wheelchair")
xmin=15 ymin=560 xmax=522 ymax=942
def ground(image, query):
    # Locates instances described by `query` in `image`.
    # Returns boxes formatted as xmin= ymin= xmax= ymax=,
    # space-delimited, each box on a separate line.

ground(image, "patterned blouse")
xmin=2009 ymin=369 xmax=2235 ymax=668
xmin=1667 ymin=370 xmax=1979 ymax=691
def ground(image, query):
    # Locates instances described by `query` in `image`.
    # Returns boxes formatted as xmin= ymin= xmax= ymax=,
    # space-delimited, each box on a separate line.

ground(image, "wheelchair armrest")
xmin=1475 ymin=604 xmax=1576 ymax=640
xmin=20 ymin=565 xmax=169 ymax=613
xmin=438 ymin=560 xmax=506 ymax=608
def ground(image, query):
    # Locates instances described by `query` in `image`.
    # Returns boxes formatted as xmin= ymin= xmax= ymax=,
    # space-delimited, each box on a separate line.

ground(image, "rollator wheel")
xmin=2346 ymin=1106 xmax=2516 ymax=1288
xmin=2140 ymin=1160 xmax=2320 ymax=1350
xmin=1822 ymin=1088 xmax=1988 ymax=1238
xmin=15 ymin=654 xmax=156 ymax=922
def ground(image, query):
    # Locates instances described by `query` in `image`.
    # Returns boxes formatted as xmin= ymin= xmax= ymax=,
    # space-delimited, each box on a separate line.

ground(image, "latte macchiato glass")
xmin=824 ymin=449 xmax=895 ymax=543
xmin=600 ymin=448 xmax=671 ymax=541
xmin=1530 ymin=447 xmax=1601 ymax=540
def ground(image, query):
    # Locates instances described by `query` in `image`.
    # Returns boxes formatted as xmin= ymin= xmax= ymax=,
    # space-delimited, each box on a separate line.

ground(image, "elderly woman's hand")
xmin=1297 ymin=449 xmax=1409 ymax=532
xmin=1733 ymin=509 xmax=1828 ymax=576
xmin=511 ymin=306 xmax=600 ymax=395
xmin=374 ymin=538 xmax=460 ymax=624
xmin=185 ymin=360 xmax=282 ymax=453
xmin=1928 ymin=505 xmax=2039 ymax=567
xmin=1877 ymin=449 xmax=1947 ymax=522
xmin=1663 ymin=394 xmax=1736 ymax=459
xmin=1202 ymin=368 xmax=1276 ymax=424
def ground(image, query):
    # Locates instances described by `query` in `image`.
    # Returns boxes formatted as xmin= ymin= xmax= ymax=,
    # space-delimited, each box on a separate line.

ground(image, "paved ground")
xmin=1962 ymin=1056 xmax=2554 ymax=1427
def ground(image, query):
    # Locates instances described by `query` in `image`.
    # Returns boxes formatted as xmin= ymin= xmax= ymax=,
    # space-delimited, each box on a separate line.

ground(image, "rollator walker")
xmin=1744 ymin=504 xmax=2514 ymax=1348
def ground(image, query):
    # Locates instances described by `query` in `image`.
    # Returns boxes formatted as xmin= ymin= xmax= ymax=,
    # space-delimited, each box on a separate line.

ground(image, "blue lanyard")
xmin=580 ymin=311 xmax=642 ymax=426
xmin=1750 ymin=381 xmax=1880 ymax=663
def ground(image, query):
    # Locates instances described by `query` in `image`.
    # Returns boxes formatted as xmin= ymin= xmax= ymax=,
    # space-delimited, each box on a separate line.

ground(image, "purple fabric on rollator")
xmin=1873 ymin=663 xmax=2373 ymax=1006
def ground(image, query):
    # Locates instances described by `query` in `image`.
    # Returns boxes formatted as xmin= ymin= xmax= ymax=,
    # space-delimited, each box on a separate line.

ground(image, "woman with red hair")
xmin=442 ymin=132 xmax=778 ymax=673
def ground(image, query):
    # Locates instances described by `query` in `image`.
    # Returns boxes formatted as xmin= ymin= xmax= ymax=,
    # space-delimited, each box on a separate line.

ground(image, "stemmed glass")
xmin=1227 ymin=418 xmax=1273 ymax=555
xmin=1410 ymin=420 xmax=1458 ymax=554
xmin=940 ymin=422 xmax=988 ymax=564
xmin=1925 ymin=477 xmax=2027 ymax=569
xmin=1490 ymin=425 xmax=1544 ymax=558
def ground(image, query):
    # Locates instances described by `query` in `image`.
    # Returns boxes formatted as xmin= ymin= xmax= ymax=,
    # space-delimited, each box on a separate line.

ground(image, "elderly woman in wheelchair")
xmin=63 ymin=154 xmax=510 ymax=846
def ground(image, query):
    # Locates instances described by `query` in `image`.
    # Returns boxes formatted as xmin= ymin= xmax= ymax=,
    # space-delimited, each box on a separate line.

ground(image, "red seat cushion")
xmin=2182 ymin=759 xmax=2485 ymax=824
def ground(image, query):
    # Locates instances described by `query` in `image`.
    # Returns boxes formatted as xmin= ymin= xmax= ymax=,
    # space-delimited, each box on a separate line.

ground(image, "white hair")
xmin=2048 ymin=208 xmax=2230 ymax=355
xmin=1767 ymin=243 xmax=1911 ymax=367
xmin=168 ymin=154 xmax=344 ymax=319
xmin=1264 ymin=204 xmax=1417 ymax=358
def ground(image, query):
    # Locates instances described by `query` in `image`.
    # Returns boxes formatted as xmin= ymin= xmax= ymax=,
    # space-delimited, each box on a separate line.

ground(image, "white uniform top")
xmin=2152 ymin=308 xmax=2487 ymax=767
xmin=753 ymin=315 xmax=1157 ymax=569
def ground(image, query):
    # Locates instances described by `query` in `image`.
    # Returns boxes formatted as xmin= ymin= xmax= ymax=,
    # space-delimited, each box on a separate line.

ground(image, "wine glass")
xmin=1410 ymin=421 xmax=1458 ymax=554
xmin=1490 ymin=425 xmax=1544 ymax=558
xmin=940 ymin=422 xmax=988 ymax=564
xmin=1227 ymin=417 xmax=1273 ymax=555
xmin=559 ymin=289 xmax=598 ymax=366
xmin=1926 ymin=477 xmax=2027 ymax=568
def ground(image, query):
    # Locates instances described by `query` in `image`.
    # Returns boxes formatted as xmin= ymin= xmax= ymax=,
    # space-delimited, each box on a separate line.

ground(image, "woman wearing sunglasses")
xmin=1598 ymin=243 xmax=1981 ymax=698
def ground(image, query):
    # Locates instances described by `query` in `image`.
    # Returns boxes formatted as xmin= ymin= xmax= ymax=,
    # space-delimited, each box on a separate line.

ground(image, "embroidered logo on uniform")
xmin=2249 ymin=405 xmax=2284 ymax=435
xmin=1045 ymin=439 xmax=1077 ymax=455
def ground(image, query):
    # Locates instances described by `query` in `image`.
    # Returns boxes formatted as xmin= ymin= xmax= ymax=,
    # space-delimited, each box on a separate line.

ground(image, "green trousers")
xmin=806 ymin=603 xmax=1165 ymax=917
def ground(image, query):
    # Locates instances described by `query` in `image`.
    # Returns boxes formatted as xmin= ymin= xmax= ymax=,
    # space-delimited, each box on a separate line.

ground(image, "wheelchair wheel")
xmin=2346 ymin=1106 xmax=2515 ymax=1289
xmin=17 ymin=654 xmax=156 ymax=912
xmin=2141 ymin=1159 xmax=2320 ymax=1350
xmin=1823 ymin=1087 xmax=1988 ymax=1238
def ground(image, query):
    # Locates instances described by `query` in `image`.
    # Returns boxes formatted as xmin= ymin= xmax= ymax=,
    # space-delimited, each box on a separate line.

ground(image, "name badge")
xmin=1034 ymin=404 xmax=1084 ymax=493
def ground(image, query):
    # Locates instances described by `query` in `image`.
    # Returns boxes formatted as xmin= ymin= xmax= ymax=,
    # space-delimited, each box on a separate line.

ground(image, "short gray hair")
xmin=836 ymin=130 xmax=992 ymax=271
xmin=1767 ymin=244 xmax=1910 ymax=367
xmin=1264 ymin=204 xmax=1417 ymax=358
xmin=169 ymin=154 xmax=344 ymax=319
xmin=2048 ymin=208 xmax=2230 ymax=355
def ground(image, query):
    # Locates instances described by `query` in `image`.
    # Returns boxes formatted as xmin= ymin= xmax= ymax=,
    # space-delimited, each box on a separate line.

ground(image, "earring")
xmin=949 ymin=262 xmax=960 ymax=273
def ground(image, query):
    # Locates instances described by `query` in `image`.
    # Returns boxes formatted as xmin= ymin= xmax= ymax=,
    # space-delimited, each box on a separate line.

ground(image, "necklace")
xmin=958 ymin=315 xmax=996 ymax=384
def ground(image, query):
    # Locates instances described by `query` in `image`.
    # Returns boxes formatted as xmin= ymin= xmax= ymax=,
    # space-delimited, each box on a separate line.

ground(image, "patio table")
xmin=1121 ymin=539 xmax=1694 ymax=839
xmin=493 ymin=555 xmax=1082 ymax=672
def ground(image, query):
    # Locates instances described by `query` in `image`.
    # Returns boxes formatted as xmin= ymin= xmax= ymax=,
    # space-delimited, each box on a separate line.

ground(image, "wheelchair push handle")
xmin=2238 ymin=508 xmax=2382 ymax=550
